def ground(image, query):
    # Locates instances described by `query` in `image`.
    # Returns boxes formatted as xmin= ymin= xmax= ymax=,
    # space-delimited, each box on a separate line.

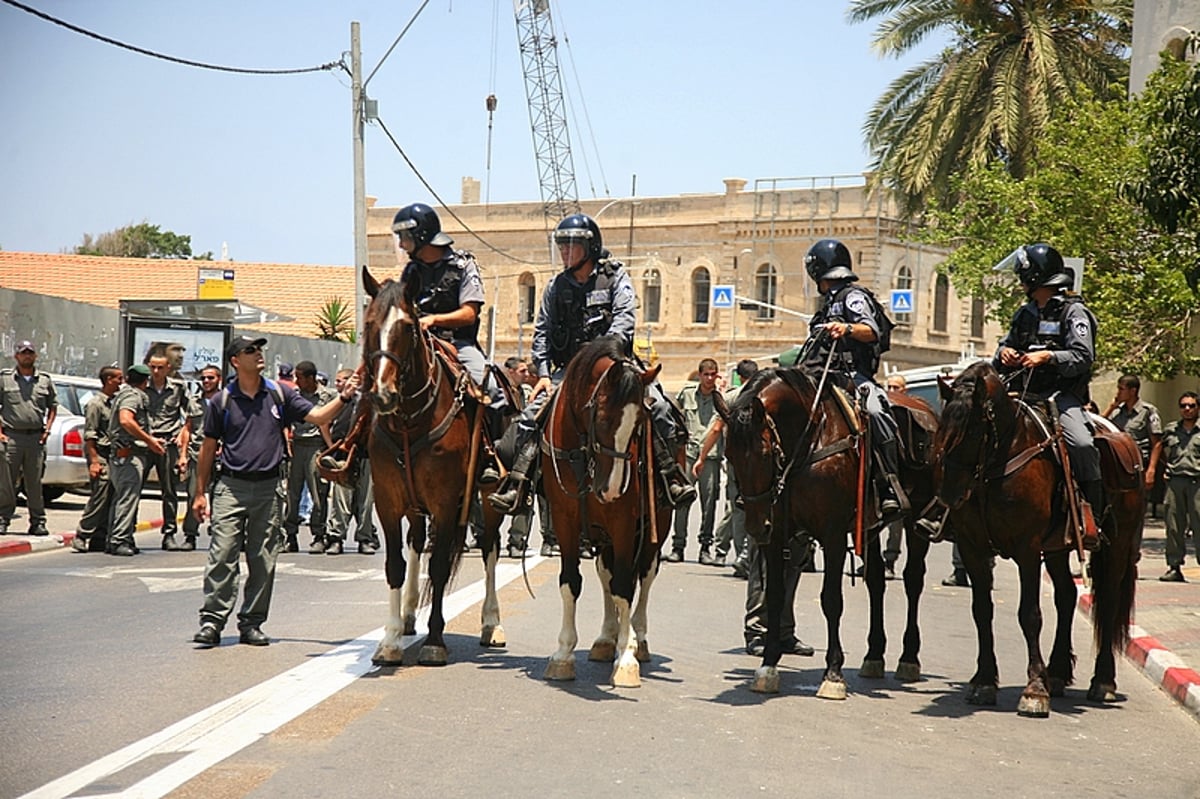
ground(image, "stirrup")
xmin=488 ymin=478 xmax=527 ymax=515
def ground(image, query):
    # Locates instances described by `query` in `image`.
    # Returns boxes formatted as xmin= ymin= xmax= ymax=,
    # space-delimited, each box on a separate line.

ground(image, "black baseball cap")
xmin=226 ymin=336 xmax=268 ymax=362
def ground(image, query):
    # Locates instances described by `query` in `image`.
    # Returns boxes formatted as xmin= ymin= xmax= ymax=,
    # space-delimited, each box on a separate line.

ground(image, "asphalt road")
xmin=2 ymin=497 xmax=1197 ymax=799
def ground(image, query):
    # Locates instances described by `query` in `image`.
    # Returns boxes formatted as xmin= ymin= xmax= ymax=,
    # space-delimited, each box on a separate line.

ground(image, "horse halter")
xmin=736 ymin=411 xmax=788 ymax=508
xmin=365 ymin=302 xmax=439 ymax=418
xmin=583 ymin=360 xmax=638 ymax=466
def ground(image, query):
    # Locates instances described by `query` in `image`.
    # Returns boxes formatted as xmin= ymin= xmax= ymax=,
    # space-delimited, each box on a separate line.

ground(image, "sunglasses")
xmin=1181 ymin=403 xmax=1198 ymax=409
xmin=201 ymin=374 xmax=220 ymax=381
xmin=240 ymin=345 xmax=263 ymax=355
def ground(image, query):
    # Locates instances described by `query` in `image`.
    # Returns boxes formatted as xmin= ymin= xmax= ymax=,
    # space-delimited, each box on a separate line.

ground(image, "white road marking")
xmin=19 ymin=558 xmax=542 ymax=799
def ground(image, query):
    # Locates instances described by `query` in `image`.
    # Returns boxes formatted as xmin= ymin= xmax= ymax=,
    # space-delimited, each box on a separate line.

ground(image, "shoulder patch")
xmin=845 ymin=292 xmax=870 ymax=317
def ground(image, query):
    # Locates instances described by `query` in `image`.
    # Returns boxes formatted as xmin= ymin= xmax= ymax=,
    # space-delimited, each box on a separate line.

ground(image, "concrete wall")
xmin=1131 ymin=0 xmax=1200 ymax=93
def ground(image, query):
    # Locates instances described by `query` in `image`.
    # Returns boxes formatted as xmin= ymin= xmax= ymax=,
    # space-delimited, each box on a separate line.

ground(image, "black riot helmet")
xmin=1013 ymin=243 xmax=1071 ymax=291
xmin=553 ymin=214 xmax=603 ymax=265
xmin=392 ymin=203 xmax=453 ymax=249
xmin=804 ymin=239 xmax=858 ymax=286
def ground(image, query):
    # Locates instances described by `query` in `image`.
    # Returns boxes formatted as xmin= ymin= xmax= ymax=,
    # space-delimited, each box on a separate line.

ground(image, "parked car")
xmin=34 ymin=374 xmax=101 ymax=503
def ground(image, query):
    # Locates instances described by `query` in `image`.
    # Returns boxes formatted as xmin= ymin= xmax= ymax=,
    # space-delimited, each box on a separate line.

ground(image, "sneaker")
xmin=71 ymin=535 xmax=89 ymax=553
xmin=180 ymin=535 xmax=197 ymax=551
xmin=162 ymin=533 xmax=181 ymax=551
xmin=1159 ymin=567 xmax=1186 ymax=583
xmin=539 ymin=542 xmax=554 ymax=557
xmin=941 ymin=569 xmax=969 ymax=587
xmin=698 ymin=549 xmax=717 ymax=566
xmin=309 ymin=537 xmax=328 ymax=554
xmin=507 ymin=545 xmax=524 ymax=559
xmin=358 ymin=541 xmax=378 ymax=555
xmin=324 ymin=538 xmax=344 ymax=556
xmin=666 ymin=549 xmax=684 ymax=563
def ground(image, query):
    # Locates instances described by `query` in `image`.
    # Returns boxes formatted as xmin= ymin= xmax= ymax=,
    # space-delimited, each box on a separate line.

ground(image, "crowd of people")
xmin=3 ymin=208 xmax=1195 ymax=654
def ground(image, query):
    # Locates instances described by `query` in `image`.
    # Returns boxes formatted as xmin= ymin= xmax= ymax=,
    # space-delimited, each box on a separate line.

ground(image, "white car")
xmin=38 ymin=374 xmax=102 ymax=503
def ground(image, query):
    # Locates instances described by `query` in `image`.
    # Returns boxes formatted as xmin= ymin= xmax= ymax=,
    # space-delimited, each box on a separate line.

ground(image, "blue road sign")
xmin=890 ymin=289 xmax=914 ymax=313
xmin=711 ymin=285 xmax=735 ymax=309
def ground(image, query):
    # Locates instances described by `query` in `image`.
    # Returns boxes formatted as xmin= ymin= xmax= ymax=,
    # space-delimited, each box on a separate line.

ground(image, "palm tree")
xmin=847 ymin=0 xmax=1131 ymax=216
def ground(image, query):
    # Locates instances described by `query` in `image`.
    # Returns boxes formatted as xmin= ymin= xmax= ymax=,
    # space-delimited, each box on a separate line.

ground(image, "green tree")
xmin=920 ymin=85 xmax=1197 ymax=379
xmin=315 ymin=296 xmax=357 ymax=343
xmin=847 ymin=0 xmax=1131 ymax=216
xmin=75 ymin=221 xmax=213 ymax=259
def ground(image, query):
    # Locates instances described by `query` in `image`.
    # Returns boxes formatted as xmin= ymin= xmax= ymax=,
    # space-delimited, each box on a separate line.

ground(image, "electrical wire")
xmin=374 ymin=114 xmax=546 ymax=268
xmin=363 ymin=0 xmax=433 ymax=88
xmin=2 ymin=0 xmax=343 ymax=75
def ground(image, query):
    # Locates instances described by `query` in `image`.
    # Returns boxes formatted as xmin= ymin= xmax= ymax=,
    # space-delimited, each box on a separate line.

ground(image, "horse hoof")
xmin=634 ymin=640 xmax=651 ymax=663
xmin=371 ymin=643 xmax=404 ymax=666
xmin=588 ymin=640 xmax=617 ymax=662
xmin=751 ymin=666 xmax=780 ymax=694
xmin=418 ymin=645 xmax=448 ymax=666
xmin=1017 ymin=694 xmax=1051 ymax=718
xmin=480 ymin=625 xmax=507 ymax=648
xmin=894 ymin=661 xmax=921 ymax=683
xmin=966 ymin=684 xmax=997 ymax=705
xmin=817 ymin=679 xmax=848 ymax=700
xmin=1048 ymin=677 xmax=1066 ymax=698
xmin=859 ymin=659 xmax=885 ymax=679
xmin=402 ymin=616 xmax=417 ymax=636
xmin=1087 ymin=682 xmax=1118 ymax=703
xmin=544 ymin=658 xmax=576 ymax=682
xmin=612 ymin=658 xmax=642 ymax=688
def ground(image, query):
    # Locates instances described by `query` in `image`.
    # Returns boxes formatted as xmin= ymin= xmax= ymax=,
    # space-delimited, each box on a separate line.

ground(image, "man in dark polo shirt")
xmin=191 ymin=336 xmax=359 ymax=648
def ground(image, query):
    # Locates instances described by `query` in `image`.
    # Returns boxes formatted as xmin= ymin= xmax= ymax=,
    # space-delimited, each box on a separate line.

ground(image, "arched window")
xmin=933 ymin=274 xmax=949 ymax=332
xmin=970 ymin=295 xmax=985 ymax=339
xmin=643 ymin=268 xmax=661 ymax=324
xmin=518 ymin=272 xmax=536 ymax=325
xmin=691 ymin=267 xmax=711 ymax=324
xmin=755 ymin=264 xmax=777 ymax=320
xmin=894 ymin=264 xmax=913 ymax=324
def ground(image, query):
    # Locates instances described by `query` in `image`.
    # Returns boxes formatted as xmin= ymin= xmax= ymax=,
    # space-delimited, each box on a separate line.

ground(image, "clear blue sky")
xmin=0 ymin=1 xmax=946 ymax=266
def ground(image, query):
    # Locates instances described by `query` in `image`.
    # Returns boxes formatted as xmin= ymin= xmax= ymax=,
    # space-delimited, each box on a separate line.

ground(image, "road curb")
xmin=0 ymin=517 xmax=168 ymax=559
xmin=1077 ymin=590 xmax=1200 ymax=722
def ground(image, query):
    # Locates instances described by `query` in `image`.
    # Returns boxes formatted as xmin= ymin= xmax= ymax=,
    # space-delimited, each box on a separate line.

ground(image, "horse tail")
xmin=1089 ymin=503 xmax=1139 ymax=654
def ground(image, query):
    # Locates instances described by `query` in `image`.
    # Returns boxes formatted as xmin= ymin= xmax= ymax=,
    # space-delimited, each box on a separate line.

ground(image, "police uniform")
xmin=403 ymin=250 xmax=489 ymax=385
xmin=1160 ymin=418 xmax=1200 ymax=574
xmin=284 ymin=382 xmax=337 ymax=551
xmin=181 ymin=391 xmax=211 ymax=545
xmin=107 ymin=383 xmax=153 ymax=553
xmin=74 ymin=389 xmax=116 ymax=550
xmin=1107 ymin=398 xmax=1162 ymax=468
xmin=0 ymin=366 xmax=57 ymax=533
xmin=325 ymin=392 xmax=378 ymax=552
xmin=996 ymin=292 xmax=1101 ymax=485
xmin=144 ymin=375 xmax=191 ymax=541
xmin=671 ymin=381 xmax=722 ymax=560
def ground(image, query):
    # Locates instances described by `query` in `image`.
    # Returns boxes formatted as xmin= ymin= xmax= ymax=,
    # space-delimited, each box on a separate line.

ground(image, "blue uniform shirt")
xmin=203 ymin=379 xmax=314 ymax=474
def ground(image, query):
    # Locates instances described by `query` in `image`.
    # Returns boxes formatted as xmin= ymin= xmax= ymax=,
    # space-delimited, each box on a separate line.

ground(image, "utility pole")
xmin=351 ymin=21 xmax=367 ymax=339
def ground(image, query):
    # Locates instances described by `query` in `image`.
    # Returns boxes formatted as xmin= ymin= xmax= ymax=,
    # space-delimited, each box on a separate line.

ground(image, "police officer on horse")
xmin=489 ymin=213 xmax=696 ymax=514
xmin=801 ymin=238 xmax=908 ymax=522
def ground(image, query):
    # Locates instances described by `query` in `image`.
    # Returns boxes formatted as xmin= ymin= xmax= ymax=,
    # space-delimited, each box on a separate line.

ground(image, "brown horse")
xmin=719 ymin=367 xmax=937 ymax=696
xmin=541 ymin=337 xmax=674 ymax=688
xmin=932 ymin=361 xmax=1142 ymax=716
xmin=362 ymin=268 xmax=507 ymax=667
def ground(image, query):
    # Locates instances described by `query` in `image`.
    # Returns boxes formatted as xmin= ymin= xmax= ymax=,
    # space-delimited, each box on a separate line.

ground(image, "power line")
xmin=373 ymin=114 xmax=545 ymax=267
xmin=2 ymin=0 xmax=343 ymax=75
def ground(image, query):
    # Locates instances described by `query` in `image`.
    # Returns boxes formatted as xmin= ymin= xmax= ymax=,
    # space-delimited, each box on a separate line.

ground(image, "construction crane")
xmin=513 ymin=0 xmax=580 ymax=226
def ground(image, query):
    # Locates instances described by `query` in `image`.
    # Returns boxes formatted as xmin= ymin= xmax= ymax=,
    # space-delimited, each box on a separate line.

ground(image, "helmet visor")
xmin=392 ymin=217 xmax=418 ymax=235
xmin=552 ymin=227 xmax=594 ymax=247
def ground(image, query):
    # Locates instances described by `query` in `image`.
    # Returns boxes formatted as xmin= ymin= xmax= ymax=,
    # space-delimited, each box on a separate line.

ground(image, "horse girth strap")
xmin=374 ymin=396 xmax=465 ymax=467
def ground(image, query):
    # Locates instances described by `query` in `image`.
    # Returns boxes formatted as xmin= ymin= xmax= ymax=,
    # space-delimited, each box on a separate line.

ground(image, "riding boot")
xmin=653 ymin=442 xmax=697 ymax=508
xmin=1079 ymin=479 xmax=1105 ymax=551
xmin=915 ymin=503 xmax=952 ymax=542
xmin=488 ymin=430 xmax=539 ymax=515
xmin=875 ymin=438 xmax=909 ymax=524
xmin=318 ymin=396 xmax=371 ymax=483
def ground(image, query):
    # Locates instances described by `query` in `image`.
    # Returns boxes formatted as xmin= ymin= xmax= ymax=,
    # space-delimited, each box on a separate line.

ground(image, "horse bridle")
xmin=365 ymin=307 xmax=440 ymax=419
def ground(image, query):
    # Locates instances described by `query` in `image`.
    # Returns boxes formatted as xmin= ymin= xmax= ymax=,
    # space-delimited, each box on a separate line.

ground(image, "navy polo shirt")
xmin=203 ymin=378 xmax=314 ymax=474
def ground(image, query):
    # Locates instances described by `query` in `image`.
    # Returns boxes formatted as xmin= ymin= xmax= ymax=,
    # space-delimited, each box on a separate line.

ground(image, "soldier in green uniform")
xmin=72 ymin=366 xmax=124 ymax=552
xmin=107 ymin=364 xmax=166 ymax=556
xmin=0 ymin=340 xmax=58 ymax=536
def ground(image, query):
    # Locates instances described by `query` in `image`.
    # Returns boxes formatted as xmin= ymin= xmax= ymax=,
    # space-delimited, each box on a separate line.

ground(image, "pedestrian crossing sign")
xmin=890 ymin=289 xmax=913 ymax=313
xmin=711 ymin=285 xmax=735 ymax=309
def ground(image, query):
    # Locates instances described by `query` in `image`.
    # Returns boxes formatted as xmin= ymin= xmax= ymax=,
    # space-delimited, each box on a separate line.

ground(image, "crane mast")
xmin=514 ymin=0 xmax=580 ymax=225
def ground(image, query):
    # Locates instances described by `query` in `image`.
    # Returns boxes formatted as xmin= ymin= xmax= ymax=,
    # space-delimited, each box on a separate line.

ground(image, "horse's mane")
xmin=939 ymin=360 xmax=997 ymax=452
xmin=562 ymin=336 xmax=642 ymax=411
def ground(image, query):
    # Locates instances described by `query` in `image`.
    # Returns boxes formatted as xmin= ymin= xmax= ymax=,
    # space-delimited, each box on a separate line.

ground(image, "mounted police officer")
xmin=488 ymin=213 xmax=696 ymax=514
xmin=999 ymin=244 xmax=1102 ymax=537
xmin=801 ymin=238 xmax=908 ymax=522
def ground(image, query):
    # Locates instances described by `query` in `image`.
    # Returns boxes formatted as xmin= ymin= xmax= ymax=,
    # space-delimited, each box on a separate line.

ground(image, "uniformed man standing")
xmin=801 ymin=239 xmax=908 ymax=521
xmin=0 ymin=340 xmax=58 ymax=536
xmin=669 ymin=358 xmax=723 ymax=564
xmin=72 ymin=366 xmax=123 ymax=552
xmin=325 ymin=368 xmax=379 ymax=555
xmin=489 ymin=213 xmax=696 ymax=515
xmin=284 ymin=360 xmax=337 ymax=554
xmin=191 ymin=336 xmax=359 ymax=648
xmin=180 ymin=364 xmax=223 ymax=550
xmin=144 ymin=352 xmax=192 ymax=550
xmin=1159 ymin=392 xmax=1200 ymax=582
xmin=107 ymin=364 xmax=166 ymax=556
xmin=1104 ymin=374 xmax=1162 ymax=491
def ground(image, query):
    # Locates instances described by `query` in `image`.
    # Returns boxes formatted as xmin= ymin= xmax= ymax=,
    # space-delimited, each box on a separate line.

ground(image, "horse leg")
xmin=861 ymin=529 xmax=887 ymax=679
xmin=816 ymin=540 xmax=848 ymax=700
xmin=419 ymin=519 xmax=454 ymax=666
xmin=1014 ymin=556 xmax=1051 ymax=717
xmin=401 ymin=514 xmax=424 ymax=636
xmin=478 ymin=500 xmax=506 ymax=648
xmin=961 ymin=541 xmax=999 ymax=706
xmin=546 ymin=548 xmax=583 ymax=681
xmin=896 ymin=522 xmax=930 ymax=682
xmin=372 ymin=513 xmax=409 ymax=666
xmin=1044 ymin=550 xmax=1077 ymax=697
xmin=751 ymin=535 xmax=787 ymax=694
xmin=589 ymin=553 xmax=619 ymax=663
xmin=630 ymin=552 xmax=661 ymax=664
xmin=607 ymin=540 xmax=642 ymax=688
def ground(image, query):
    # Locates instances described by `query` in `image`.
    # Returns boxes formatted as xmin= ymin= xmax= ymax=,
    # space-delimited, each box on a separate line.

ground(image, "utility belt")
xmin=222 ymin=467 xmax=283 ymax=483
xmin=113 ymin=445 xmax=143 ymax=459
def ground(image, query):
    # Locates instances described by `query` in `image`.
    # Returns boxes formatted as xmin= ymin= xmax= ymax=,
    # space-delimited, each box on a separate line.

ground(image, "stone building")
xmin=368 ymin=175 xmax=1000 ymax=390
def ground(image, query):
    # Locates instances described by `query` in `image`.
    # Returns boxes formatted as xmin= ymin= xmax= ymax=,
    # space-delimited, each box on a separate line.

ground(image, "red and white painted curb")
xmin=1078 ymin=590 xmax=1200 ymax=721
xmin=0 ymin=517 xmax=168 ymax=559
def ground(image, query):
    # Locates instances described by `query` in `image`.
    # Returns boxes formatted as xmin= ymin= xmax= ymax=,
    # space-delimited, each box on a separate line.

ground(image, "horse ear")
xmin=751 ymin=396 xmax=767 ymax=425
xmin=640 ymin=363 xmax=662 ymax=385
xmin=938 ymin=374 xmax=954 ymax=403
xmin=714 ymin=388 xmax=731 ymax=424
xmin=364 ymin=266 xmax=381 ymax=299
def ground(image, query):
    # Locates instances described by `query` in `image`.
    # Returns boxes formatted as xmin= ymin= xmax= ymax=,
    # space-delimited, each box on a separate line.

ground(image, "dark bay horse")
xmin=362 ymin=268 xmax=507 ymax=667
xmin=720 ymin=367 xmax=938 ymax=697
xmin=933 ymin=361 xmax=1142 ymax=716
xmin=541 ymin=337 xmax=674 ymax=688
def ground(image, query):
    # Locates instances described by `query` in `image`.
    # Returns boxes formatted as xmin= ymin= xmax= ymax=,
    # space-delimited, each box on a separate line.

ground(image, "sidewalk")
xmin=0 ymin=514 xmax=170 ymax=557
